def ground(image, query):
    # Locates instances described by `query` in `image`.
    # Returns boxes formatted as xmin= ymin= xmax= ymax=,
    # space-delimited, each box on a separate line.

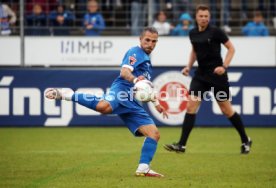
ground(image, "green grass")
xmin=0 ymin=128 xmax=275 ymax=188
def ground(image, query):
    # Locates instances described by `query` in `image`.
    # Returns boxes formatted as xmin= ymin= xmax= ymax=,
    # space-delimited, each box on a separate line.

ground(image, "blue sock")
xmin=71 ymin=93 xmax=102 ymax=110
xmin=139 ymin=137 xmax=157 ymax=165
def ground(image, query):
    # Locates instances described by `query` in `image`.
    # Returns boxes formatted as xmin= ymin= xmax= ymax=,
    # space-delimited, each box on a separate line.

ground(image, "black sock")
xmin=178 ymin=113 xmax=196 ymax=146
xmin=229 ymin=112 xmax=248 ymax=143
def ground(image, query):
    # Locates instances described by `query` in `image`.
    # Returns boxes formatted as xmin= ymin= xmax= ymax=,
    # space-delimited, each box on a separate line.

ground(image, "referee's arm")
xmin=182 ymin=46 xmax=197 ymax=76
xmin=223 ymin=40 xmax=235 ymax=69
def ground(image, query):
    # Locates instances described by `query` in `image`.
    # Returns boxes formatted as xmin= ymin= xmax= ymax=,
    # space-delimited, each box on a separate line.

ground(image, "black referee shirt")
xmin=189 ymin=25 xmax=229 ymax=72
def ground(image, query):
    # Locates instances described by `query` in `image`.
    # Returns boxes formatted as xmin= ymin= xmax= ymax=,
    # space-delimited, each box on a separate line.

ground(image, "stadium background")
xmin=1 ymin=1 xmax=276 ymax=188
xmin=0 ymin=0 xmax=275 ymax=127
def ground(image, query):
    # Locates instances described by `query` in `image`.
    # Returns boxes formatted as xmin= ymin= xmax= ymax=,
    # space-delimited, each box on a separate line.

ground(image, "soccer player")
xmin=164 ymin=4 xmax=252 ymax=154
xmin=45 ymin=27 xmax=168 ymax=177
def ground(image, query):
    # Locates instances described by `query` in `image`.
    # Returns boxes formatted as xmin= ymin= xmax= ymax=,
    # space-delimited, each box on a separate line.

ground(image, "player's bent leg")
xmin=73 ymin=93 xmax=113 ymax=114
xmin=45 ymin=88 xmax=113 ymax=114
xmin=217 ymin=100 xmax=252 ymax=154
xmin=164 ymin=95 xmax=201 ymax=153
xmin=138 ymin=124 xmax=160 ymax=141
xmin=135 ymin=125 xmax=164 ymax=177
xmin=95 ymin=100 xmax=113 ymax=114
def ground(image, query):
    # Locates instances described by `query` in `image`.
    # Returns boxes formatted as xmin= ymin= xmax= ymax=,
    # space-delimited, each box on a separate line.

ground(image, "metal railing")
xmin=1 ymin=0 xmax=276 ymax=36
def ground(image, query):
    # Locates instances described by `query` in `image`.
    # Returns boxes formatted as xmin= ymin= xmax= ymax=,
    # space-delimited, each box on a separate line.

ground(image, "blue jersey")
xmin=112 ymin=46 xmax=153 ymax=91
xmin=83 ymin=12 xmax=105 ymax=36
xmin=103 ymin=46 xmax=155 ymax=135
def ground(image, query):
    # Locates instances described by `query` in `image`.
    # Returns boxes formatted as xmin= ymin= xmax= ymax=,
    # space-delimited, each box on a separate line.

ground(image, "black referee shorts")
xmin=189 ymin=73 xmax=230 ymax=102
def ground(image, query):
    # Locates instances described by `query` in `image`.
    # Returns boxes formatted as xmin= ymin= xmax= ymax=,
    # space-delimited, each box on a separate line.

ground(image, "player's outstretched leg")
xmin=45 ymin=88 xmax=104 ymax=112
xmin=135 ymin=125 xmax=164 ymax=178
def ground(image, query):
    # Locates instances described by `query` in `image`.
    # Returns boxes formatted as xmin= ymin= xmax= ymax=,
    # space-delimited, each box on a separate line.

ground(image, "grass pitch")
xmin=0 ymin=127 xmax=275 ymax=188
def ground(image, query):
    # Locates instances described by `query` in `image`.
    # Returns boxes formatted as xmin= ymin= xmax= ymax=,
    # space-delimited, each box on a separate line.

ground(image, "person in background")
xmin=25 ymin=4 xmax=50 ymax=36
xmin=164 ymin=4 xmax=252 ymax=155
xmin=152 ymin=11 xmax=172 ymax=36
xmin=242 ymin=11 xmax=269 ymax=36
xmin=171 ymin=12 xmax=193 ymax=36
xmin=25 ymin=0 xmax=59 ymax=14
xmin=49 ymin=4 xmax=75 ymax=36
xmin=130 ymin=0 xmax=147 ymax=36
xmin=222 ymin=0 xmax=231 ymax=33
xmin=168 ymin=0 xmax=192 ymax=24
xmin=83 ymin=0 xmax=105 ymax=36
xmin=0 ymin=2 xmax=16 ymax=35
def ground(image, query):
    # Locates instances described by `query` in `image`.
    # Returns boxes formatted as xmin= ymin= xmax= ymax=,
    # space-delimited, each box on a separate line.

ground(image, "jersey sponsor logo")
xmin=129 ymin=56 xmax=137 ymax=65
xmin=148 ymin=71 xmax=192 ymax=125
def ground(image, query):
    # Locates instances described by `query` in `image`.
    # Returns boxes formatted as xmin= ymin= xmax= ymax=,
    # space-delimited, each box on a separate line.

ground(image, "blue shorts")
xmin=104 ymin=87 xmax=155 ymax=136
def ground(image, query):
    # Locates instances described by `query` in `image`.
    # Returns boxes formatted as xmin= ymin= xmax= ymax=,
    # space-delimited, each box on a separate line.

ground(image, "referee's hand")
xmin=213 ymin=66 xmax=226 ymax=75
xmin=181 ymin=67 xmax=190 ymax=76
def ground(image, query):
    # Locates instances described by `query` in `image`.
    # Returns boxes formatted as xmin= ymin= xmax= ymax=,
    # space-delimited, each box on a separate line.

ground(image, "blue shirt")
xmin=49 ymin=10 xmax=75 ymax=27
xmin=111 ymin=46 xmax=152 ymax=92
xmin=171 ymin=24 xmax=194 ymax=36
xmin=242 ymin=21 xmax=269 ymax=36
xmin=83 ymin=12 xmax=105 ymax=36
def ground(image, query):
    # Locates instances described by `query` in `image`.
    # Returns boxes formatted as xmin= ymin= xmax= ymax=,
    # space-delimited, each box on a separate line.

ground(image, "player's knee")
xmin=149 ymin=130 xmax=160 ymax=141
xmin=186 ymin=104 xmax=197 ymax=114
xmin=96 ymin=102 xmax=112 ymax=114
xmin=220 ymin=106 xmax=232 ymax=117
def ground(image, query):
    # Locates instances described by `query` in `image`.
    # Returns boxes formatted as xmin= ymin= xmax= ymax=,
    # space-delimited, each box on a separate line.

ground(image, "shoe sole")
xmin=163 ymin=145 xmax=185 ymax=153
xmin=135 ymin=173 xmax=164 ymax=178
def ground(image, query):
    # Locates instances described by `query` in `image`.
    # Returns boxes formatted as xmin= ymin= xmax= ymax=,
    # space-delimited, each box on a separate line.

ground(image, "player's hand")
xmin=213 ymin=66 xmax=226 ymax=75
xmin=86 ymin=24 xmax=93 ymax=29
xmin=133 ymin=75 xmax=146 ymax=83
xmin=155 ymin=105 xmax=168 ymax=119
xmin=181 ymin=67 xmax=190 ymax=76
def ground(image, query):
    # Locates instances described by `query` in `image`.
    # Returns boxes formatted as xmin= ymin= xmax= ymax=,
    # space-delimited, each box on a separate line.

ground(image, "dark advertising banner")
xmin=0 ymin=68 xmax=275 ymax=127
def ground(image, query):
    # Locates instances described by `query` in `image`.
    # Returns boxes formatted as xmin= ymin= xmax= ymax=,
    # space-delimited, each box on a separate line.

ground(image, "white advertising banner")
xmin=152 ymin=37 xmax=276 ymax=67
xmin=1 ymin=36 xmax=275 ymax=67
xmin=223 ymin=37 xmax=276 ymax=67
xmin=25 ymin=37 xmax=138 ymax=66
xmin=25 ymin=36 xmax=276 ymax=67
xmin=0 ymin=37 xmax=20 ymax=66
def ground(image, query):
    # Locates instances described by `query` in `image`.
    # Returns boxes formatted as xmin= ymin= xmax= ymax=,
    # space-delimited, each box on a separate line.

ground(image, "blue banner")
xmin=0 ymin=68 xmax=275 ymax=127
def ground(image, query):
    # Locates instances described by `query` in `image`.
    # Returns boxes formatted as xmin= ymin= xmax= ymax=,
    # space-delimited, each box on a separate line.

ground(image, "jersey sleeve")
xmin=215 ymin=28 xmax=229 ymax=44
xmin=189 ymin=29 xmax=195 ymax=47
xmin=121 ymin=48 xmax=144 ymax=72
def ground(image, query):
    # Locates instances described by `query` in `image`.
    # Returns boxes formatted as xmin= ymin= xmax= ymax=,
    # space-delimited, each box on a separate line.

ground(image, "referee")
xmin=164 ymin=4 xmax=252 ymax=154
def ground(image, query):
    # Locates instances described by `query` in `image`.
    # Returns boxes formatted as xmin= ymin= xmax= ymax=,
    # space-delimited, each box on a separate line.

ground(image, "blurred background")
xmin=1 ymin=0 xmax=276 ymax=36
xmin=0 ymin=0 xmax=275 ymax=127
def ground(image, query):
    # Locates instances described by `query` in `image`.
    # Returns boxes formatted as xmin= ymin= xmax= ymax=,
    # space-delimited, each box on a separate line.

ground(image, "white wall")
xmin=1 ymin=36 xmax=275 ymax=66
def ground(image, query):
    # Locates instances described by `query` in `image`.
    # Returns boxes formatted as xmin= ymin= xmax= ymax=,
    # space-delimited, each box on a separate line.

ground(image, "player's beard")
xmin=145 ymin=47 xmax=153 ymax=54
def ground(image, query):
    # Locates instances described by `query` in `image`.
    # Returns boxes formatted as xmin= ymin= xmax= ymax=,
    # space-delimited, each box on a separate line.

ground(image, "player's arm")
xmin=213 ymin=40 xmax=235 ymax=75
xmin=182 ymin=46 xmax=196 ymax=76
xmin=222 ymin=40 xmax=235 ymax=69
xmin=120 ymin=67 xmax=144 ymax=83
xmin=149 ymin=93 xmax=168 ymax=119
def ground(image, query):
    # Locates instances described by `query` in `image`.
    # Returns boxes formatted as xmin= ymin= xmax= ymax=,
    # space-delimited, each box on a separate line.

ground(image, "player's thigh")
xmin=119 ymin=110 xmax=157 ymax=138
xmin=99 ymin=93 xmax=121 ymax=114
xmin=217 ymin=100 xmax=235 ymax=117
xmin=96 ymin=100 xmax=113 ymax=114
xmin=186 ymin=95 xmax=202 ymax=114
xmin=211 ymin=83 xmax=230 ymax=102
xmin=189 ymin=77 xmax=210 ymax=100
xmin=188 ymin=78 xmax=207 ymax=113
